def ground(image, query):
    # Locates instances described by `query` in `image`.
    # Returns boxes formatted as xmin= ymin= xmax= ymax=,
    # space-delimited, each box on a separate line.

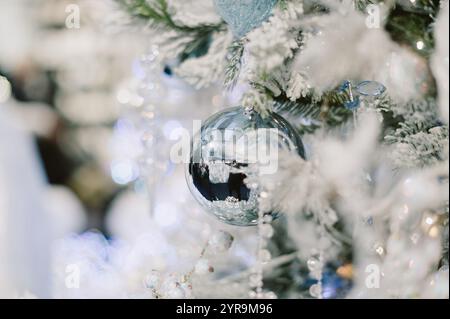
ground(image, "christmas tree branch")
xmin=224 ymin=39 xmax=245 ymax=89
xmin=116 ymin=0 xmax=223 ymax=33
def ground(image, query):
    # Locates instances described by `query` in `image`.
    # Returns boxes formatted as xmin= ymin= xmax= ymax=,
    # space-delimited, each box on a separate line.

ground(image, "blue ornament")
xmin=344 ymin=96 xmax=360 ymax=110
xmin=303 ymin=266 xmax=353 ymax=299
xmin=213 ymin=0 xmax=278 ymax=38
xmin=339 ymin=80 xmax=352 ymax=93
xmin=320 ymin=269 xmax=352 ymax=299
xmin=340 ymin=80 xmax=361 ymax=110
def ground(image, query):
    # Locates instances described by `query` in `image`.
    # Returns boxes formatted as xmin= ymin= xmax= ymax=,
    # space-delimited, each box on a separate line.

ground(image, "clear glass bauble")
xmin=186 ymin=107 xmax=305 ymax=226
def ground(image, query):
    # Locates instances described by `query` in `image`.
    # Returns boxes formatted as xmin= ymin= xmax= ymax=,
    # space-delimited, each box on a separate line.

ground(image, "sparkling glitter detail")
xmin=213 ymin=0 xmax=278 ymax=38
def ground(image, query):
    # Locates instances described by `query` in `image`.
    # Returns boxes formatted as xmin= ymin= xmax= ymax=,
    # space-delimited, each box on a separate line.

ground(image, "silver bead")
xmin=259 ymin=224 xmax=274 ymax=238
xmin=259 ymin=249 xmax=272 ymax=263
xmin=307 ymin=257 xmax=323 ymax=272
xmin=309 ymin=283 xmax=322 ymax=298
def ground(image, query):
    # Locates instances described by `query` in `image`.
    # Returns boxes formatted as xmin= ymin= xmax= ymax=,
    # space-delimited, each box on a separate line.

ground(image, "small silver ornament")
xmin=186 ymin=107 xmax=304 ymax=226
xmin=213 ymin=0 xmax=278 ymax=38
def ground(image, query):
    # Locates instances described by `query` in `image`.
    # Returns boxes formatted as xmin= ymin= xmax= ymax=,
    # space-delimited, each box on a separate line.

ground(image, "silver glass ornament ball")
xmin=213 ymin=0 xmax=278 ymax=38
xmin=186 ymin=107 xmax=305 ymax=226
